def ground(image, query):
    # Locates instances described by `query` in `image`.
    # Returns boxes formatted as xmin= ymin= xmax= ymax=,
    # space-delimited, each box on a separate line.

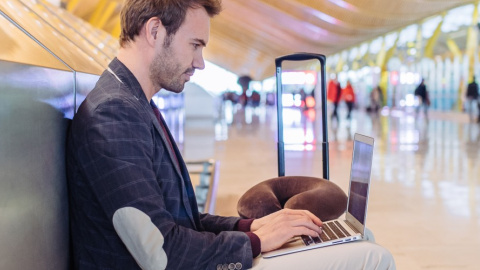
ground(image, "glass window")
xmin=442 ymin=4 xmax=473 ymax=33
xmin=398 ymin=25 xmax=418 ymax=46
xmin=422 ymin=15 xmax=442 ymax=39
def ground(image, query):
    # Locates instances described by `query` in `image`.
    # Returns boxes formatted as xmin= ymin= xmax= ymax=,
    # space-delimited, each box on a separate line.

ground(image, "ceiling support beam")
xmin=375 ymin=39 xmax=386 ymax=68
xmin=458 ymin=1 xmax=480 ymax=111
xmin=466 ymin=1 xmax=479 ymax=82
xmin=382 ymin=34 xmax=399 ymax=71
xmin=335 ymin=55 xmax=344 ymax=73
xmin=424 ymin=13 xmax=446 ymax=59
xmin=378 ymin=34 xmax=399 ymax=104
xmin=96 ymin=1 xmax=117 ymax=29
xmin=446 ymin=37 xmax=462 ymax=58
xmin=111 ymin=15 xmax=121 ymax=38
xmin=88 ymin=0 xmax=108 ymax=26
xmin=415 ymin=23 xmax=423 ymax=61
xmin=65 ymin=0 xmax=80 ymax=13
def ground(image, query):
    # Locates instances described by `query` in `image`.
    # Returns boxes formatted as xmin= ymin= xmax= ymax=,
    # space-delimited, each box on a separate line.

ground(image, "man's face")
xmin=150 ymin=7 xmax=210 ymax=93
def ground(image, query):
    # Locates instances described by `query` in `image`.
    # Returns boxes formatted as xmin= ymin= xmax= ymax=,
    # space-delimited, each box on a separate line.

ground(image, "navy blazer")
xmin=67 ymin=58 xmax=252 ymax=269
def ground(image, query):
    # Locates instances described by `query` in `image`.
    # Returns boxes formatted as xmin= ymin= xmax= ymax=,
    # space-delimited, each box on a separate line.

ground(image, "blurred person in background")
xmin=367 ymin=85 xmax=384 ymax=114
xmin=343 ymin=80 xmax=356 ymax=120
xmin=414 ymin=78 xmax=430 ymax=118
xmin=327 ymin=75 xmax=342 ymax=122
xmin=466 ymin=76 xmax=479 ymax=122
xmin=238 ymin=75 xmax=252 ymax=108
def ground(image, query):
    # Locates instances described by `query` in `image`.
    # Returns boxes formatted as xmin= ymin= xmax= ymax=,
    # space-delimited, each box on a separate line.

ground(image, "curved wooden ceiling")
xmin=65 ymin=0 xmax=477 ymax=80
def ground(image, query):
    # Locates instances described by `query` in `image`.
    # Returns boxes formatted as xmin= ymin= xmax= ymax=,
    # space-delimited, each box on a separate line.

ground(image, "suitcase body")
xmin=275 ymin=53 xmax=329 ymax=179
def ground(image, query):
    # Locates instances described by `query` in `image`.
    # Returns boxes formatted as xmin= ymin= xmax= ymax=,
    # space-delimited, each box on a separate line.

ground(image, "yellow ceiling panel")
xmin=62 ymin=0 xmax=478 ymax=79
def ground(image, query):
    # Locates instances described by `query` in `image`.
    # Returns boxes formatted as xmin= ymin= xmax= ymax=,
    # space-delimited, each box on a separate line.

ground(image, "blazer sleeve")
xmin=198 ymin=213 xmax=242 ymax=234
xmin=74 ymin=97 xmax=253 ymax=270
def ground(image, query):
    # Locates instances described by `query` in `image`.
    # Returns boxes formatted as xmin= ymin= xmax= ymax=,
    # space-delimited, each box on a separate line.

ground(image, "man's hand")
xmin=250 ymin=209 xmax=323 ymax=252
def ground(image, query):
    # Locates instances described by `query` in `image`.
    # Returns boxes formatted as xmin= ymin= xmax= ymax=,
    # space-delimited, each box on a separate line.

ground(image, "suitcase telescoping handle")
xmin=275 ymin=53 xmax=329 ymax=180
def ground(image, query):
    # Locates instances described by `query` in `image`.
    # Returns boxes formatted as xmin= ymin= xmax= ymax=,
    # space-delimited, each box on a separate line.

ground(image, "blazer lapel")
xmin=149 ymin=105 xmax=197 ymax=228
xmin=150 ymin=111 xmax=182 ymax=176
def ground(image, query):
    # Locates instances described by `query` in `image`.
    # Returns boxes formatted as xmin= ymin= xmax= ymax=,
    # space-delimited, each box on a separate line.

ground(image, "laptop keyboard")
xmin=301 ymin=221 xmax=351 ymax=246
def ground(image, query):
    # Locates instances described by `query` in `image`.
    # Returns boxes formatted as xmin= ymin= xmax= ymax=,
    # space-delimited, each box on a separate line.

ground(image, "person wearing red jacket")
xmin=327 ymin=77 xmax=342 ymax=122
xmin=343 ymin=80 xmax=356 ymax=120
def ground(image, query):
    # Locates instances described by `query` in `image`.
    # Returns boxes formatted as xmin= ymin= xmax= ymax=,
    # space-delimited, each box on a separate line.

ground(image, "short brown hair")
xmin=119 ymin=0 xmax=222 ymax=48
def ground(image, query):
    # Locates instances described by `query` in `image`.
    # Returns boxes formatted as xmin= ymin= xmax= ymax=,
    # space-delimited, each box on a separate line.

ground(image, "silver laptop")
xmin=263 ymin=133 xmax=375 ymax=258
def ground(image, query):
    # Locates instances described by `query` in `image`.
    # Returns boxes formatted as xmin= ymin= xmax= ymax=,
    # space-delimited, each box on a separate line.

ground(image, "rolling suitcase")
xmin=237 ymin=53 xmax=348 ymax=221
xmin=275 ymin=53 xmax=329 ymax=179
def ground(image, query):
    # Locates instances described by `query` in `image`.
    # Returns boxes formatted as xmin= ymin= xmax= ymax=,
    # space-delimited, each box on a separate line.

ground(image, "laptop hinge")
xmin=345 ymin=220 xmax=361 ymax=234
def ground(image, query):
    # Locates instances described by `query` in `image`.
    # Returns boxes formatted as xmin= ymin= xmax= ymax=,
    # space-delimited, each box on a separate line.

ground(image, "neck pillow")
xmin=237 ymin=176 xmax=347 ymax=221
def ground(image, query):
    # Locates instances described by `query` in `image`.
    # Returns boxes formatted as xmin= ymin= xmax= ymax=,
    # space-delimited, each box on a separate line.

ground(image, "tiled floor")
xmin=183 ymin=103 xmax=480 ymax=270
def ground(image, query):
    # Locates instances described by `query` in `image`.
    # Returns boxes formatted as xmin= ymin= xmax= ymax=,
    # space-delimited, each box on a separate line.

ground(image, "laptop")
xmin=263 ymin=133 xmax=375 ymax=258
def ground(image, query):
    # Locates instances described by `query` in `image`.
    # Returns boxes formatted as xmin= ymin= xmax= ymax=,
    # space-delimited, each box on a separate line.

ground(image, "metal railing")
xmin=185 ymin=159 xmax=220 ymax=214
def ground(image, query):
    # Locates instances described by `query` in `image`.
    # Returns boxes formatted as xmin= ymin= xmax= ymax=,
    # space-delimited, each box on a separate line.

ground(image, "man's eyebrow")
xmin=194 ymin=38 xmax=206 ymax=46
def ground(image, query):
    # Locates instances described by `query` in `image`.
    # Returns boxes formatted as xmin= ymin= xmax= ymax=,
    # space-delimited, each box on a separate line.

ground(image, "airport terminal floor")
xmin=184 ymin=103 xmax=480 ymax=270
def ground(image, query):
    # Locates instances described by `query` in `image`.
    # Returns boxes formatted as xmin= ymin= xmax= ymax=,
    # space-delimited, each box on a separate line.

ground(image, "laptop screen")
xmin=347 ymin=136 xmax=374 ymax=225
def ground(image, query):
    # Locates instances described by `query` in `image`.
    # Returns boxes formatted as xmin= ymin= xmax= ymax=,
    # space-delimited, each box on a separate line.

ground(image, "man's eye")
xmin=193 ymin=44 xmax=200 ymax=49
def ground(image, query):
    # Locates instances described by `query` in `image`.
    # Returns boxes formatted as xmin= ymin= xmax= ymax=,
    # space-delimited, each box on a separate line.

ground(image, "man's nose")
xmin=193 ymin=53 xmax=205 ymax=70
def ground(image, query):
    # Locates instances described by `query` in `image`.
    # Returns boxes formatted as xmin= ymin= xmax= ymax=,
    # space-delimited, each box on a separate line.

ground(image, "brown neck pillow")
xmin=237 ymin=176 xmax=347 ymax=221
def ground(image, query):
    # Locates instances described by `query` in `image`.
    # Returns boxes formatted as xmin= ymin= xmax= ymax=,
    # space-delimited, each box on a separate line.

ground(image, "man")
xmin=466 ymin=76 xmax=479 ymax=122
xmin=327 ymin=75 xmax=341 ymax=122
xmin=67 ymin=0 xmax=395 ymax=269
xmin=343 ymin=80 xmax=356 ymax=120
xmin=414 ymin=78 xmax=429 ymax=118
xmin=369 ymin=85 xmax=384 ymax=113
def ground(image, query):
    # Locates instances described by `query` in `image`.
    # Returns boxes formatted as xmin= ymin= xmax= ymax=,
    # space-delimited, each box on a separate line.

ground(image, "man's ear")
xmin=144 ymin=17 xmax=165 ymax=47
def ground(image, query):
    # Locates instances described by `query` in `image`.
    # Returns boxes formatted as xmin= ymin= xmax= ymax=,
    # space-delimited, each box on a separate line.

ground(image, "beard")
xmin=149 ymin=42 xmax=193 ymax=94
